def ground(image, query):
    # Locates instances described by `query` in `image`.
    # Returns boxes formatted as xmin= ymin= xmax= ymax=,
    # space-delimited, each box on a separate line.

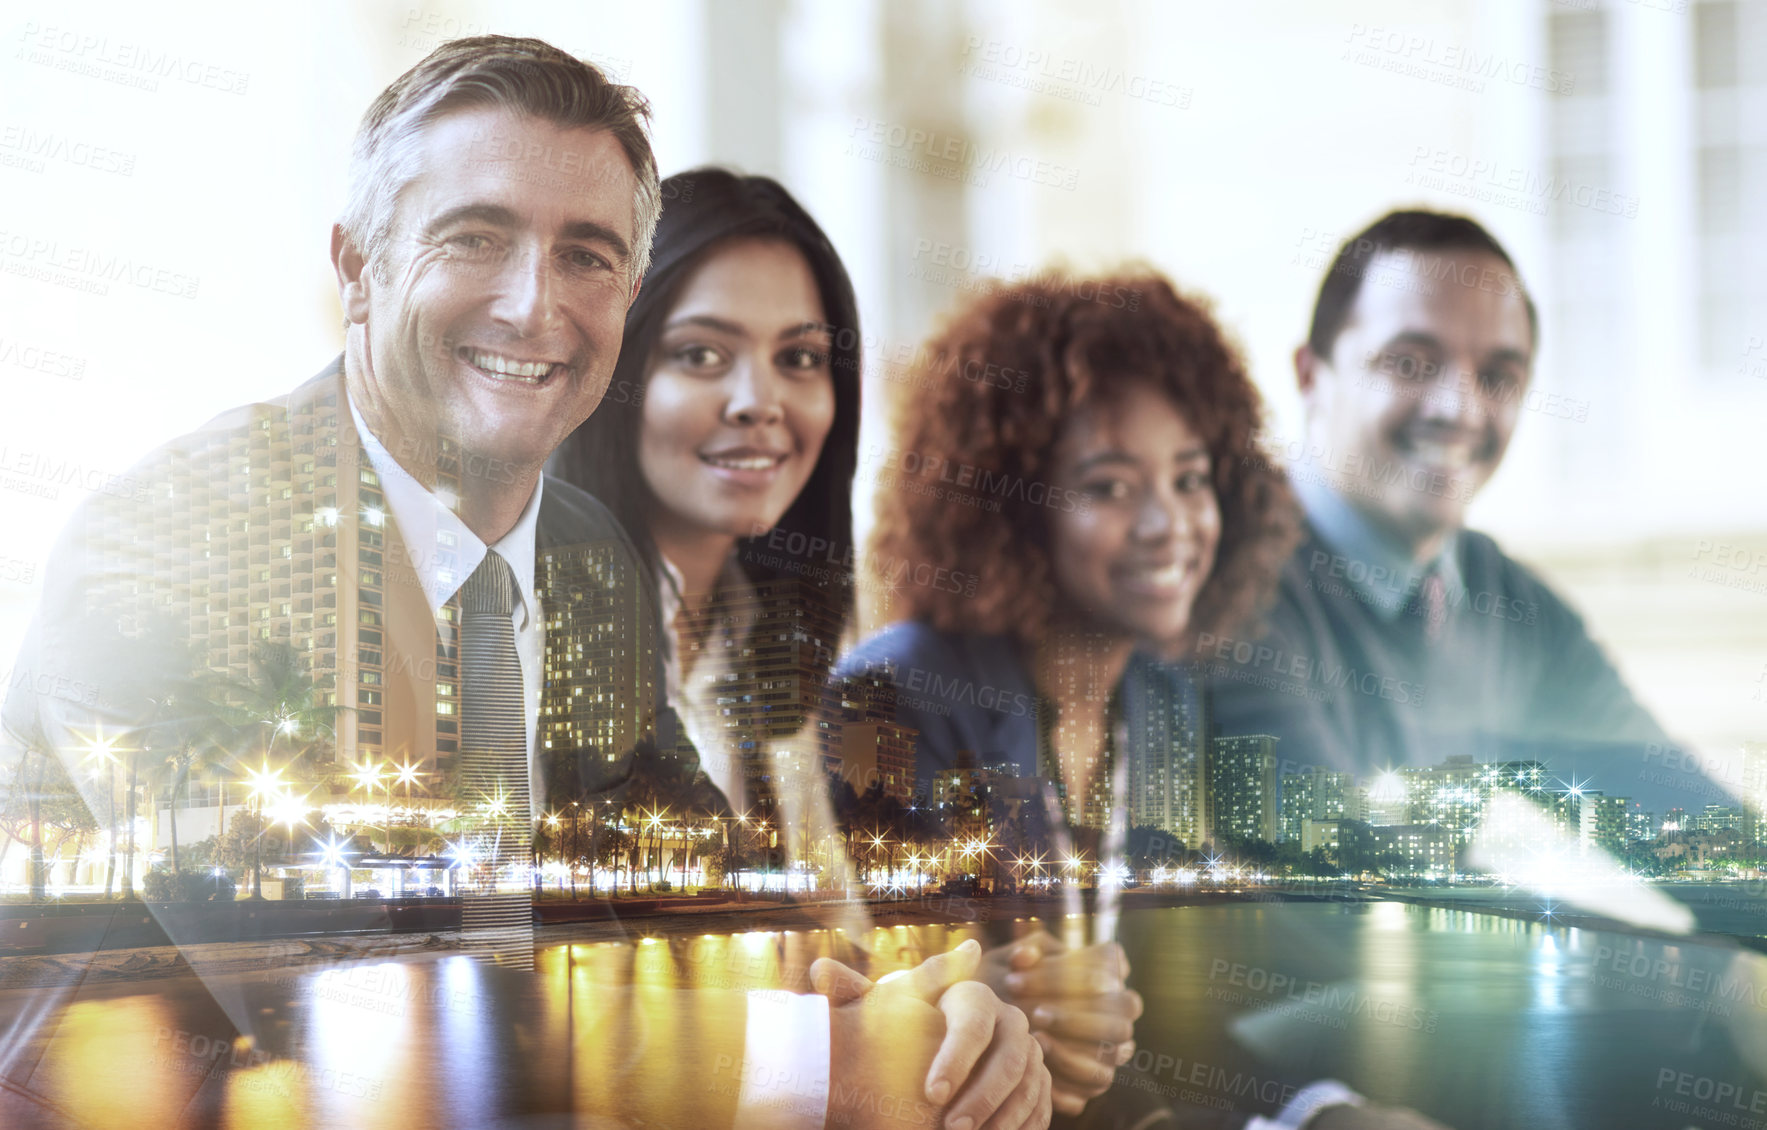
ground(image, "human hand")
xmin=814 ymin=939 xmax=1051 ymax=1130
xmin=979 ymin=931 xmax=1142 ymax=1117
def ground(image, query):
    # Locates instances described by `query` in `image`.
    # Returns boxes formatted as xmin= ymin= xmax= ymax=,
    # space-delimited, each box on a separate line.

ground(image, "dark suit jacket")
xmin=1202 ymin=520 xmax=1671 ymax=784
xmin=4 ymin=357 xmax=701 ymax=897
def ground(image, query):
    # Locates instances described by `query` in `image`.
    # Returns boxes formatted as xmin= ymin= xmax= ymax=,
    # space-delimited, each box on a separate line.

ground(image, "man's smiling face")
xmin=341 ymin=105 xmax=640 ymax=475
xmin=1303 ymin=247 xmax=1534 ymax=549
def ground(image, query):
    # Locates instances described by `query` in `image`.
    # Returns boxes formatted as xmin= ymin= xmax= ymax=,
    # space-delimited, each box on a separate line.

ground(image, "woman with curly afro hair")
xmin=839 ymin=268 xmax=1297 ymax=831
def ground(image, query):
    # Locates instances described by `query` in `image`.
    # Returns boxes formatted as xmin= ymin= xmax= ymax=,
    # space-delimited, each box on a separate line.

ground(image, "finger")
xmin=1086 ymin=941 xmax=1131 ymax=982
xmin=947 ymin=1014 xmax=1034 ymax=1130
xmin=1005 ymin=930 xmax=1064 ymax=970
xmin=1037 ymin=1032 xmax=1117 ymax=1097
xmin=809 ymin=956 xmax=873 ymax=1004
xmin=1028 ymin=993 xmax=1143 ymax=1037
xmin=925 ymin=980 xmax=1009 ymax=1108
xmin=1036 ymin=1034 xmax=1089 ymax=1119
xmin=1004 ymin=964 xmax=1125 ymax=999
xmin=1051 ymin=1086 xmax=1086 ymax=1119
xmin=981 ymin=1037 xmax=1047 ymax=1130
xmin=1031 ymin=1060 xmax=1054 ymax=1130
xmin=893 ymin=938 xmax=983 ymax=1004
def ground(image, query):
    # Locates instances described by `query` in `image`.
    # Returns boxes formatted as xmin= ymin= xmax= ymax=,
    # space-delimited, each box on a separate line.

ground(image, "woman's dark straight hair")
xmin=546 ymin=167 xmax=861 ymax=637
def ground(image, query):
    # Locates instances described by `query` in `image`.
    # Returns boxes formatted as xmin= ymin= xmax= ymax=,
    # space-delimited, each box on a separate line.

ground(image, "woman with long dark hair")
xmin=549 ymin=168 xmax=861 ymax=811
xmin=551 ymin=168 xmax=1064 ymax=1129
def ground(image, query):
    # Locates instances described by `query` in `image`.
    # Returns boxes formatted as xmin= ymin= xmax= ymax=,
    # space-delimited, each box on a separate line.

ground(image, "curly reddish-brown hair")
xmin=867 ymin=270 xmax=1299 ymax=649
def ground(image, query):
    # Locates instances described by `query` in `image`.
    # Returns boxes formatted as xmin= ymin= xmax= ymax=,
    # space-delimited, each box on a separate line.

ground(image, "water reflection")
xmin=7 ymin=902 xmax=1767 ymax=1127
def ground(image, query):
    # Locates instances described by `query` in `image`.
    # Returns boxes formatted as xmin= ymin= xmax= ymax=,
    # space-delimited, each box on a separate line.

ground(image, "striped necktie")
xmin=458 ymin=550 xmax=533 ymax=965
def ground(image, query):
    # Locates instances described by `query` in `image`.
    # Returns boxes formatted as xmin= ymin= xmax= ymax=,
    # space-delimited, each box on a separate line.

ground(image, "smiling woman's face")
xmin=1046 ymin=382 xmax=1222 ymax=644
xmin=637 ymin=236 xmax=836 ymax=553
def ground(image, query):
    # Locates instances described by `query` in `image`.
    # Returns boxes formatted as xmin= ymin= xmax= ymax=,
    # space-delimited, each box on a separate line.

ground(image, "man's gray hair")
xmin=340 ymin=35 xmax=660 ymax=283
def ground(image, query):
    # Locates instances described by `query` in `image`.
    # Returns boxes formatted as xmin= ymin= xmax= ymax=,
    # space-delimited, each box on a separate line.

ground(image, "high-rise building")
xmin=81 ymin=392 xmax=447 ymax=775
xmin=1209 ymin=733 xmax=1278 ymax=845
xmin=1364 ymin=769 xmax=1410 ymax=828
xmin=833 ymin=671 xmax=916 ymax=803
xmin=1696 ymin=804 xmax=1744 ymax=835
xmin=1279 ymin=768 xmax=1363 ymax=844
xmin=538 ymin=541 xmax=658 ymax=771
xmin=76 ymin=386 xmax=665 ymax=862
xmin=1125 ymin=665 xmax=1208 ymax=849
xmin=1579 ymin=792 xmax=1629 ymax=856
xmin=1401 ymin=755 xmax=1484 ymax=843
xmin=673 ymin=575 xmax=846 ymax=803
xmin=1738 ymin=743 xmax=1767 ymax=849
xmin=1370 ymin=824 xmax=1456 ymax=875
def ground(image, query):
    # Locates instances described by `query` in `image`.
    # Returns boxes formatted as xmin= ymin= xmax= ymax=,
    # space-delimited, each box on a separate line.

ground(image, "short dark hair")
xmin=547 ymin=168 xmax=862 ymax=635
xmin=1306 ymin=209 xmax=1537 ymax=362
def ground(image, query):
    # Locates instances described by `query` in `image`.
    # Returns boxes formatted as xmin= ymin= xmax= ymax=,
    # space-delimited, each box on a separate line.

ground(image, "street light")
xmin=351 ymin=760 xmax=390 ymax=854
xmin=242 ymin=762 xmax=285 ymax=900
xmin=77 ymin=724 xmax=122 ymax=898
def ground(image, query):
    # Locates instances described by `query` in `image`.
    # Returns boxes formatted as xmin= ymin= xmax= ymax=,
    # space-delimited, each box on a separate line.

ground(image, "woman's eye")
xmin=779 ymin=346 xmax=831 ymax=372
xmin=1083 ymin=480 xmax=1132 ymax=501
xmin=676 ymin=344 xmax=725 ymax=369
xmin=1176 ymin=469 xmax=1213 ymax=493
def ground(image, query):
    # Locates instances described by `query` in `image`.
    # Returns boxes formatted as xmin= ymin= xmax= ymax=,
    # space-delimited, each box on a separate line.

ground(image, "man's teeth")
xmin=467 ymin=349 xmax=557 ymax=382
xmin=704 ymin=454 xmax=779 ymax=471
xmin=1407 ymin=440 xmax=1475 ymax=469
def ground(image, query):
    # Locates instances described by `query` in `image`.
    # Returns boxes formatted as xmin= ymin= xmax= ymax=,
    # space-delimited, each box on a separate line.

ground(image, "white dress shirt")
xmin=350 ymin=403 xmax=829 ymax=1124
xmin=348 ymin=398 xmax=546 ymax=812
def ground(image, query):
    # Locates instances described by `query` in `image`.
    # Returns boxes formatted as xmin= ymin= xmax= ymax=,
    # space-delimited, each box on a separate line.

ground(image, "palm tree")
xmin=143 ymin=674 xmax=236 ymax=875
xmin=226 ymin=642 xmax=341 ymax=774
xmin=542 ymin=746 xmax=596 ymax=896
xmin=211 ymin=643 xmax=340 ymax=897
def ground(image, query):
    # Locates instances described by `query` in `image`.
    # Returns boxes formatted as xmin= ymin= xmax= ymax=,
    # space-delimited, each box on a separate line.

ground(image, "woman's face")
xmin=638 ymin=237 xmax=837 ymax=550
xmin=1046 ymin=383 xmax=1223 ymax=643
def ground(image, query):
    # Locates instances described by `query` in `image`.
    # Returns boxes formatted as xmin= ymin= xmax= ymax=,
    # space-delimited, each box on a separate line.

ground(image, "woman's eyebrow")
xmin=1071 ymin=446 xmax=1209 ymax=474
xmin=663 ymin=314 xmax=746 ymax=336
xmin=1071 ymin=451 xmax=1137 ymax=474
xmin=777 ymin=321 xmax=832 ymax=341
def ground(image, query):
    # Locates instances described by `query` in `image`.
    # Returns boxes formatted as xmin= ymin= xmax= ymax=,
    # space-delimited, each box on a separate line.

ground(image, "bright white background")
xmin=2 ymin=0 xmax=1763 ymax=763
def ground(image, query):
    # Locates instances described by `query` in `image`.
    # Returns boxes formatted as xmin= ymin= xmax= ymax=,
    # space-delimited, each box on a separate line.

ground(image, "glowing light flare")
xmin=350 ymin=760 xmax=387 ymax=793
xmin=312 ymin=834 xmax=352 ymax=871
xmin=445 ymin=838 xmax=477 ymax=870
xmin=75 ymin=722 xmax=124 ymax=767
xmin=265 ymin=790 xmax=310 ymax=830
xmin=243 ymin=763 xmax=285 ymax=801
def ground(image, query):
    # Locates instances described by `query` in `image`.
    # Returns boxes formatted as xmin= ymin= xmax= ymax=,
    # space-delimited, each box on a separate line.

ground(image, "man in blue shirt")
xmin=1202 ymin=210 xmax=1669 ymax=786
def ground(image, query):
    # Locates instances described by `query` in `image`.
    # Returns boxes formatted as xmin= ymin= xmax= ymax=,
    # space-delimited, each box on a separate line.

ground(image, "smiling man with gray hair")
xmin=2 ymin=35 xmax=1048 ymax=1130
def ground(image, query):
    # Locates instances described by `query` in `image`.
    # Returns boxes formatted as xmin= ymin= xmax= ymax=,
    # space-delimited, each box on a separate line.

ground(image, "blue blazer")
xmin=836 ymin=620 xmax=1199 ymax=799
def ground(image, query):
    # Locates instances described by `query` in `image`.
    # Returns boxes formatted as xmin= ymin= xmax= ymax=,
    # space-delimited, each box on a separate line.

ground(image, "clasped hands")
xmin=811 ymin=930 xmax=1140 ymax=1129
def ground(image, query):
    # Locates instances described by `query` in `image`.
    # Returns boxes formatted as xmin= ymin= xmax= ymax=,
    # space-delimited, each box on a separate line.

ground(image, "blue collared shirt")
xmin=1290 ymin=474 xmax=1462 ymax=623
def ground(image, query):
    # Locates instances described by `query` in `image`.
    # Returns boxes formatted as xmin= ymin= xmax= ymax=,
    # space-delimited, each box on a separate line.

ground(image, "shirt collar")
xmin=347 ymin=396 xmax=543 ymax=626
xmin=1291 ymin=473 xmax=1461 ymax=621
